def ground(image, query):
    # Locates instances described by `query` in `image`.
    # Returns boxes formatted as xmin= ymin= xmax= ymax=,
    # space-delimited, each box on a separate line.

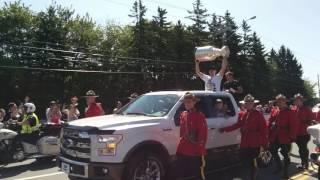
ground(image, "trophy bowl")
xmin=195 ymin=45 xmax=230 ymax=62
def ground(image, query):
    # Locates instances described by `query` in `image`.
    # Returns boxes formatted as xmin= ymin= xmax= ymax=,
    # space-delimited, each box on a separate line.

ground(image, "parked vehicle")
xmin=0 ymin=121 xmax=61 ymax=164
xmin=57 ymin=91 xmax=241 ymax=180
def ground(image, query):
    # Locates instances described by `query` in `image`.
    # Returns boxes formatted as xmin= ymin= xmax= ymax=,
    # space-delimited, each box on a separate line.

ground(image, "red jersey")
xmin=177 ymin=110 xmax=208 ymax=156
xmin=85 ymin=103 xmax=104 ymax=118
xmin=268 ymin=108 xmax=298 ymax=144
xmin=223 ymin=110 xmax=268 ymax=148
xmin=291 ymin=106 xmax=313 ymax=136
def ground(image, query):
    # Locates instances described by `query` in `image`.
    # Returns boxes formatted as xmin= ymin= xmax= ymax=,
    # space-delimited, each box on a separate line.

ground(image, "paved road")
xmin=0 ymin=142 xmax=318 ymax=180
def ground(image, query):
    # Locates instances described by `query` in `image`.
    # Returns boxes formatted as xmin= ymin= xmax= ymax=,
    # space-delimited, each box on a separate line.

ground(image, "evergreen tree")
xmin=267 ymin=48 xmax=279 ymax=95
xmin=36 ymin=2 xmax=74 ymax=48
xmin=222 ymin=11 xmax=243 ymax=86
xmin=208 ymin=13 xmax=224 ymax=47
xmin=187 ymin=0 xmax=209 ymax=46
xmin=274 ymin=46 xmax=304 ymax=97
xmin=128 ymin=0 xmax=148 ymax=58
xmin=249 ymin=32 xmax=270 ymax=101
xmin=240 ymin=20 xmax=251 ymax=56
xmin=151 ymin=7 xmax=170 ymax=59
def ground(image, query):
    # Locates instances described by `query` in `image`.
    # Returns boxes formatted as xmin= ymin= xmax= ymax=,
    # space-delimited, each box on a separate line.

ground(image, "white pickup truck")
xmin=57 ymin=91 xmax=241 ymax=180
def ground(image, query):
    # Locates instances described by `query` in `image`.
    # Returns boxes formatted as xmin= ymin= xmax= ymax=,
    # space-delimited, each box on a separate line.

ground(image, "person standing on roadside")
xmin=195 ymin=55 xmax=229 ymax=92
xmin=67 ymin=104 xmax=80 ymax=121
xmin=269 ymin=94 xmax=297 ymax=179
xmin=4 ymin=102 xmax=21 ymax=122
xmin=176 ymin=92 xmax=208 ymax=180
xmin=70 ymin=96 xmax=79 ymax=106
xmin=220 ymin=94 xmax=268 ymax=180
xmin=128 ymin=93 xmax=139 ymax=102
xmin=113 ymin=101 xmax=123 ymax=113
xmin=291 ymin=93 xmax=313 ymax=170
xmin=84 ymin=90 xmax=105 ymax=118
xmin=46 ymin=101 xmax=62 ymax=124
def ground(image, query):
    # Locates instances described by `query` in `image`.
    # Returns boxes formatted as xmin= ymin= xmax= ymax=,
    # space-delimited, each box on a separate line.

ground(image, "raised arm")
xmin=218 ymin=56 xmax=228 ymax=76
xmin=195 ymin=60 xmax=205 ymax=79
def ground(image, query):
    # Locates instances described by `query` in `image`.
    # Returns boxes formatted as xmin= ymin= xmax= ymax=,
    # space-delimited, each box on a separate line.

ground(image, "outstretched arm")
xmin=218 ymin=56 xmax=228 ymax=76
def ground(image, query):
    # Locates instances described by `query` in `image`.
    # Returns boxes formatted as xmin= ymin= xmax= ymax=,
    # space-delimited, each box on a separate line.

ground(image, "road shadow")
xmin=204 ymin=160 xmax=304 ymax=180
xmin=0 ymin=159 xmax=57 ymax=179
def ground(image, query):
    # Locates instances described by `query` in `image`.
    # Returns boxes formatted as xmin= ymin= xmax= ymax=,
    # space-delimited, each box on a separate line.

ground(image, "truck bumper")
xmin=57 ymin=156 xmax=125 ymax=180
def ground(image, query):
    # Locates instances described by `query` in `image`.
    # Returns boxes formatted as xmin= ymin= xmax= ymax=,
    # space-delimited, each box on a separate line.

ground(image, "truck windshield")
xmin=118 ymin=94 xmax=181 ymax=117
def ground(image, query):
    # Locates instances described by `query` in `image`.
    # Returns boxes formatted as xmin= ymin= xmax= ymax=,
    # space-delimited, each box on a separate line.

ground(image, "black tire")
xmin=35 ymin=156 xmax=55 ymax=163
xmin=124 ymin=152 xmax=166 ymax=180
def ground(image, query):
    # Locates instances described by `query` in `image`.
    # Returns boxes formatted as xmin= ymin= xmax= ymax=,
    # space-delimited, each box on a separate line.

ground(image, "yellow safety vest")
xmin=21 ymin=113 xmax=40 ymax=134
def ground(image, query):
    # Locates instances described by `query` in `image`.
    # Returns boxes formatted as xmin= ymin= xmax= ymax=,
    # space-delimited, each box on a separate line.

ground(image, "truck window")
xmin=192 ymin=95 xmax=236 ymax=118
xmin=119 ymin=94 xmax=180 ymax=117
xmin=173 ymin=95 xmax=236 ymax=126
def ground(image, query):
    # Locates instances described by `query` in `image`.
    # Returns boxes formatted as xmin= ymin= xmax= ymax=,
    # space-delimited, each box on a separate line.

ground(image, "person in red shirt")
xmin=84 ymin=90 xmax=105 ymax=118
xmin=176 ymin=92 xmax=208 ymax=180
xmin=220 ymin=94 xmax=268 ymax=180
xmin=269 ymin=94 xmax=298 ymax=179
xmin=292 ymin=93 xmax=313 ymax=169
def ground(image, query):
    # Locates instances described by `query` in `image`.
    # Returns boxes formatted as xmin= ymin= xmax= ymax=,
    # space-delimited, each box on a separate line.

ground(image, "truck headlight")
xmin=97 ymin=135 xmax=122 ymax=156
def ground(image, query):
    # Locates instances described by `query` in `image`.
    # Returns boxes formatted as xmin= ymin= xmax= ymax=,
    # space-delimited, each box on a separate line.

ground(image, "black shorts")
xmin=176 ymin=154 xmax=206 ymax=180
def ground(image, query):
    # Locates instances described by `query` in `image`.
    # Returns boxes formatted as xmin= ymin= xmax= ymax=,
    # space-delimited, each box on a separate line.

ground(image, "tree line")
xmin=0 ymin=0 xmax=316 ymax=116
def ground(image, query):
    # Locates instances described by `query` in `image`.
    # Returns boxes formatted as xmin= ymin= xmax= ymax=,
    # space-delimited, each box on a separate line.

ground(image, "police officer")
xmin=269 ymin=94 xmax=297 ymax=179
xmin=292 ymin=93 xmax=313 ymax=169
xmin=176 ymin=92 xmax=208 ymax=180
xmin=84 ymin=90 xmax=105 ymax=118
xmin=17 ymin=103 xmax=40 ymax=142
xmin=220 ymin=94 xmax=268 ymax=180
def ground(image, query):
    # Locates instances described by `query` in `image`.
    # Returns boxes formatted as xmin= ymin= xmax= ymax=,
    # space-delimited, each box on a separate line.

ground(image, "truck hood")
xmin=67 ymin=114 xmax=164 ymax=130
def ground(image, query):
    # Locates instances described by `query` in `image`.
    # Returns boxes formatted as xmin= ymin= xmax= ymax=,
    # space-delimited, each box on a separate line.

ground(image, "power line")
xmin=0 ymin=42 xmax=309 ymax=86
xmin=0 ymin=65 xmax=193 ymax=75
xmin=1 ymin=42 xmax=193 ymax=64
xmin=144 ymin=0 xmax=188 ymax=11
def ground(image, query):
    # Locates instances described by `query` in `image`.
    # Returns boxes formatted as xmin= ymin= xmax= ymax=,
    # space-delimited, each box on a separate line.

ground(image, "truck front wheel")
xmin=125 ymin=152 xmax=166 ymax=180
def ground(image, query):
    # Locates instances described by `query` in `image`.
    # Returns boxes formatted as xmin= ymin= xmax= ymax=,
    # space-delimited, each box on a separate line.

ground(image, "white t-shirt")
xmin=200 ymin=74 xmax=223 ymax=91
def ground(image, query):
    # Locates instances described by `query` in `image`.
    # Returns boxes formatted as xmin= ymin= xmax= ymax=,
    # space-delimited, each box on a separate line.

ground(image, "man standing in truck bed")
xmin=176 ymin=92 xmax=208 ymax=180
xmin=195 ymin=55 xmax=229 ymax=92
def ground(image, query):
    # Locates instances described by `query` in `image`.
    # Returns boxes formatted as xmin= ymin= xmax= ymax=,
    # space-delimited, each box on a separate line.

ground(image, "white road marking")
xmin=14 ymin=172 xmax=65 ymax=180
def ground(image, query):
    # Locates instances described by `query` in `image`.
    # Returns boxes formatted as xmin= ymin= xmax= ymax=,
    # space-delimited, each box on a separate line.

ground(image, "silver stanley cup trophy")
xmin=195 ymin=45 xmax=230 ymax=62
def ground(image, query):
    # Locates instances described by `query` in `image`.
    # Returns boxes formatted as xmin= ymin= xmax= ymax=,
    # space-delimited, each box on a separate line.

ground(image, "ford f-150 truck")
xmin=58 ymin=91 xmax=241 ymax=180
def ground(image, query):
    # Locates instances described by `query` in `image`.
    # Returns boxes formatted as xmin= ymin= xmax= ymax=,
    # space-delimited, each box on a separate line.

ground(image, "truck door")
xmin=197 ymin=95 xmax=241 ymax=169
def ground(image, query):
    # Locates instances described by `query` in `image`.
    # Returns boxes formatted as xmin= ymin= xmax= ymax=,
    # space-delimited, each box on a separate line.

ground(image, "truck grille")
xmin=61 ymin=128 xmax=91 ymax=160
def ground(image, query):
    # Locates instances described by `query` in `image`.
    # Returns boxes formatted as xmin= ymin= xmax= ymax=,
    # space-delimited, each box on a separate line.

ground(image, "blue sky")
xmin=2 ymin=0 xmax=320 ymax=93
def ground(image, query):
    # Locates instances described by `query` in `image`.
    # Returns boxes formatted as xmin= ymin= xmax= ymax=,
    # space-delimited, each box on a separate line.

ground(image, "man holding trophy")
xmin=195 ymin=46 xmax=230 ymax=91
